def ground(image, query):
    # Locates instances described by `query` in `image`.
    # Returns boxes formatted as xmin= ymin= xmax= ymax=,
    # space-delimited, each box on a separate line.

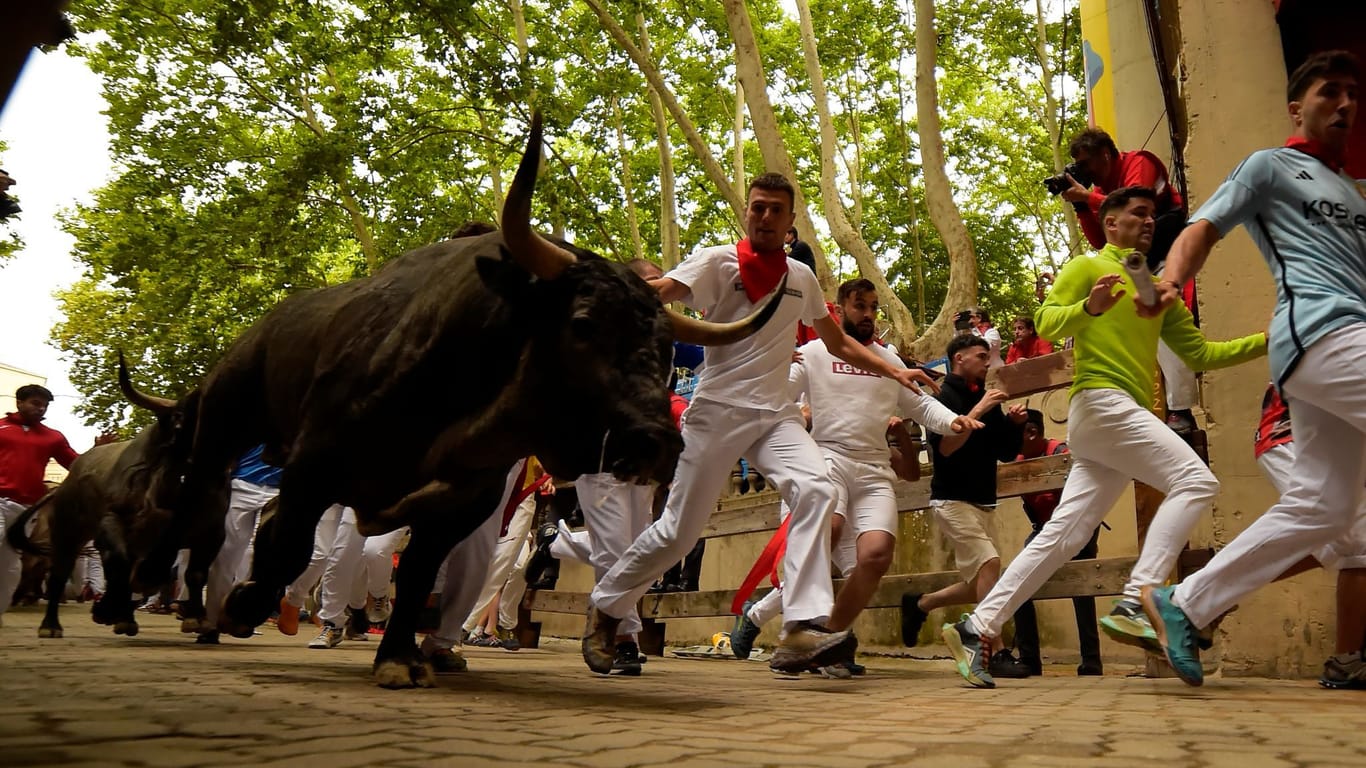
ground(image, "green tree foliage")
xmin=53 ymin=0 xmax=1083 ymax=430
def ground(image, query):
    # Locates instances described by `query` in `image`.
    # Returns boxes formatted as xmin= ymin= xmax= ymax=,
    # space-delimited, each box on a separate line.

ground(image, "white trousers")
xmin=205 ymin=479 xmax=278 ymax=624
xmin=970 ymin=387 xmax=1217 ymax=637
xmin=1157 ymin=340 xmax=1199 ymax=411
xmin=73 ymin=542 xmax=105 ymax=594
xmin=591 ymin=400 xmax=837 ymax=627
xmin=0 ymin=497 xmax=27 ymax=615
xmin=1175 ymin=328 xmax=1366 ymax=627
xmin=357 ymin=527 xmax=406 ymax=601
xmin=462 ymin=490 xmax=537 ymax=633
xmin=576 ymin=473 xmax=655 ymax=636
xmin=1258 ymin=444 xmax=1366 ymax=571
xmin=316 ymin=507 xmax=364 ymax=625
xmin=423 ymin=463 xmax=522 ymax=653
xmin=747 ymin=450 xmax=897 ymax=628
xmin=551 ymin=521 xmax=593 ymax=563
xmin=283 ymin=505 xmax=343 ymax=608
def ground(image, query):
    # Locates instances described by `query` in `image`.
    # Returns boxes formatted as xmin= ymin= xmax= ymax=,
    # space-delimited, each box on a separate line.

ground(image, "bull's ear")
xmin=477 ymin=249 xmax=533 ymax=300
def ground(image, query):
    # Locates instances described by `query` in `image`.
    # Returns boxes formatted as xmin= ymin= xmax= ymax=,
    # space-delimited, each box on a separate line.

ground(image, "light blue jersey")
xmin=1193 ymin=147 xmax=1366 ymax=388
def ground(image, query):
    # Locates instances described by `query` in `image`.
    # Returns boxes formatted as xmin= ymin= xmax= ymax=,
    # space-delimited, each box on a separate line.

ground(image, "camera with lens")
xmin=952 ymin=309 xmax=973 ymax=334
xmin=1044 ymin=161 xmax=1093 ymax=196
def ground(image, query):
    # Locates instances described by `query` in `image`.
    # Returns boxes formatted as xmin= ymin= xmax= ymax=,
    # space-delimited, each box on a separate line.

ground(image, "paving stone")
xmin=3 ymin=607 xmax=1366 ymax=767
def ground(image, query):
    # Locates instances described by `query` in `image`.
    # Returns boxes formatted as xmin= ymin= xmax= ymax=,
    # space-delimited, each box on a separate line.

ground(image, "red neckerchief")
xmin=736 ymin=238 xmax=788 ymax=303
xmin=1285 ymin=135 xmax=1346 ymax=173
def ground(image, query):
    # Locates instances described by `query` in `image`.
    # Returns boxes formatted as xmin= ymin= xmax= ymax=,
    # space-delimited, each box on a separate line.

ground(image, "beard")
xmin=843 ymin=317 xmax=875 ymax=344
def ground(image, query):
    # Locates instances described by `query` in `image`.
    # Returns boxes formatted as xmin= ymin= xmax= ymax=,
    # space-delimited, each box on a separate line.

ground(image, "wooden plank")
xmin=530 ymin=549 xmax=1215 ymax=619
xmin=701 ymin=453 xmax=1074 ymax=539
xmin=986 ymin=348 xmax=1075 ymax=399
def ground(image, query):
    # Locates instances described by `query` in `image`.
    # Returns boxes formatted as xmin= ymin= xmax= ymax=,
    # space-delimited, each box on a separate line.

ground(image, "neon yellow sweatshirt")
xmin=1035 ymin=243 xmax=1267 ymax=408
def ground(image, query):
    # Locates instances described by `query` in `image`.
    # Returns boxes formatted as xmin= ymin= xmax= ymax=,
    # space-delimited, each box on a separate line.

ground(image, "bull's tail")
xmin=5 ymin=490 xmax=56 ymax=556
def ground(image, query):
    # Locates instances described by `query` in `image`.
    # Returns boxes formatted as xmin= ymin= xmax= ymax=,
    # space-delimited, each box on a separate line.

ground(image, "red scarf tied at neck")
xmin=736 ymin=238 xmax=789 ymax=303
xmin=1285 ymin=135 xmax=1346 ymax=173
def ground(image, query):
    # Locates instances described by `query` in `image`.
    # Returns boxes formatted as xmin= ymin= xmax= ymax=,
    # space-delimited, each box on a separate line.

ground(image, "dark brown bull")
xmin=156 ymin=114 xmax=783 ymax=687
xmin=6 ymin=360 xmax=206 ymax=637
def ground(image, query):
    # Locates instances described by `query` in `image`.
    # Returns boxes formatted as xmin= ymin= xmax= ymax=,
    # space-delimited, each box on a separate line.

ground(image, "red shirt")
xmin=1018 ymin=439 xmax=1068 ymax=526
xmin=0 ymin=412 xmax=78 ymax=505
xmin=1005 ymin=336 xmax=1055 ymax=364
xmin=1078 ymin=150 xmax=1184 ymax=249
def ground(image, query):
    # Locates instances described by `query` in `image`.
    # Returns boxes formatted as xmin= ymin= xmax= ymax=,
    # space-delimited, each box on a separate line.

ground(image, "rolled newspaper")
xmin=1123 ymin=252 xmax=1158 ymax=307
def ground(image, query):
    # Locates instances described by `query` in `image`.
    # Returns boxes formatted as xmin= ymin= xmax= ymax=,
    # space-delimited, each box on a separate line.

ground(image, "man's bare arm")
xmin=1138 ymin=220 xmax=1221 ymax=318
xmin=648 ymin=276 xmax=689 ymax=304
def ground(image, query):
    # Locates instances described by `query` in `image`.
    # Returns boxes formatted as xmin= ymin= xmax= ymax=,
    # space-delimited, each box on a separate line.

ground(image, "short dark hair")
xmin=1024 ymin=408 xmax=1045 ymax=430
xmin=627 ymin=258 xmax=664 ymax=280
xmin=1288 ymin=50 xmax=1360 ymax=102
xmin=16 ymin=384 xmax=54 ymax=403
xmin=1013 ymin=316 xmax=1036 ymax=333
xmin=946 ymin=334 xmax=988 ymax=360
xmin=1069 ymin=127 xmax=1119 ymax=160
xmin=748 ymin=173 xmax=796 ymax=208
xmin=1098 ymin=185 xmax=1157 ymax=222
xmin=968 ymin=306 xmax=989 ymax=323
xmin=836 ymin=278 xmax=877 ymax=304
xmin=787 ymin=226 xmax=799 ymax=238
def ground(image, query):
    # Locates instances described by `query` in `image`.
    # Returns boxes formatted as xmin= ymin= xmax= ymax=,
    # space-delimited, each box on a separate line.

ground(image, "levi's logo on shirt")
xmin=831 ymin=361 xmax=877 ymax=377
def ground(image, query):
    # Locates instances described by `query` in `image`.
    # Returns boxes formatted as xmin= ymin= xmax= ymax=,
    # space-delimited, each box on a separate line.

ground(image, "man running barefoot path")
xmin=1137 ymin=51 xmax=1366 ymax=687
xmin=940 ymin=185 xmax=1267 ymax=689
xmin=582 ymin=173 xmax=940 ymax=675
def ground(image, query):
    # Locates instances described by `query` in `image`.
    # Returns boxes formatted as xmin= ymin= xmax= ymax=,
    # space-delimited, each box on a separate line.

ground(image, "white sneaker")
xmin=308 ymin=622 xmax=343 ymax=649
xmin=367 ymin=594 xmax=392 ymax=624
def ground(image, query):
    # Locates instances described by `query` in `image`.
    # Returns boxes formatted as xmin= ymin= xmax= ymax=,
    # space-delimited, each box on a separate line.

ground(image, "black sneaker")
xmin=1166 ymin=409 xmax=1197 ymax=435
xmin=195 ymin=630 xmax=221 ymax=645
xmin=1077 ymin=661 xmax=1104 ymax=677
xmin=730 ymin=601 xmax=761 ymax=660
xmin=900 ymin=592 xmax=928 ymax=647
xmin=612 ymin=641 xmax=643 ymax=676
xmin=988 ymin=649 xmax=1033 ymax=679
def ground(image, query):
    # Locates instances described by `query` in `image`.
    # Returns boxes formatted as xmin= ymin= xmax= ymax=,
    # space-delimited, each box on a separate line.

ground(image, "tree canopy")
xmin=48 ymin=0 xmax=1085 ymax=430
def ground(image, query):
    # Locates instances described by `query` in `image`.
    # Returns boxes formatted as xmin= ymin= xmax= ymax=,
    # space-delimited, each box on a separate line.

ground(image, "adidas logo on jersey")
xmin=1295 ymin=170 xmax=1314 ymax=181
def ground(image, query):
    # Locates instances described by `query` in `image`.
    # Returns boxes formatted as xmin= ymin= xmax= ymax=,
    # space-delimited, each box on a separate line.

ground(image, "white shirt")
xmin=789 ymin=338 xmax=960 ymax=463
xmin=973 ymin=325 xmax=1004 ymax=368
xmin=668 ymin=245 xmax=829 ymax=411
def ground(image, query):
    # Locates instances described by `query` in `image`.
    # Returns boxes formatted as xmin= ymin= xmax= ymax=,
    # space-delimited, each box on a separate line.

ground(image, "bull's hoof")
xmin=180 ymin=617 xmax=212 ymax=634
xmin=222 ymin=581 xmax=274 ymax=630
xmin=373 ymin=658 xmax=437 ymax=689
xmin=37 ymin=624 xmax=63 ymax=639
xmin=91 ymin=599 xmax=118 ymax=626
xmin=113 ymin=620 xmax=140 ymax=637
xmin=220 ymin=620 xmax=256 ymax=640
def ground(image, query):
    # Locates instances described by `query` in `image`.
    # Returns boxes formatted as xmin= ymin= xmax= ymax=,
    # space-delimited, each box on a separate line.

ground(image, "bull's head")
xmin=117 ymin=353 xmax=200 ymax=511
xmin=495 ymin=113 xmax=784 ymax=485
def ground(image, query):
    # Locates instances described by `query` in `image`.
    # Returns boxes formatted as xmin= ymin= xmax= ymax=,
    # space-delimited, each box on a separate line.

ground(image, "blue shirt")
xmin=1192 ymin=147 xmax=1366 ymax=387
xmin=232 ymin=445 xmax=282 ymax=487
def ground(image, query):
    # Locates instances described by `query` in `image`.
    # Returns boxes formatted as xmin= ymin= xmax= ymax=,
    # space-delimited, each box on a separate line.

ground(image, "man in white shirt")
xmin=731 ymin=278 xmax=979 ymax=672
xmin=583 ymin=173 xmax=940 ymax=675
xmin=968 ymin=307 xmax=1004 ymax=369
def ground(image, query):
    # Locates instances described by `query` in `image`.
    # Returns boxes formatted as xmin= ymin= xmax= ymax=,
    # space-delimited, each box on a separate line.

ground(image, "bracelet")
xmin=1082 ymin=299 xmax=1102 ymax=317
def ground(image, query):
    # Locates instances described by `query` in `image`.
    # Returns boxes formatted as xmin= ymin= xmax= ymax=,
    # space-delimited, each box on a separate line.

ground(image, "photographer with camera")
xmin=1049 ymin=129 xmax=1184 ymax=272
xmin=1049 ymin=129 xmax=1199 ymax=433
xmin=0 ymin=169 xmax=19 ymax=220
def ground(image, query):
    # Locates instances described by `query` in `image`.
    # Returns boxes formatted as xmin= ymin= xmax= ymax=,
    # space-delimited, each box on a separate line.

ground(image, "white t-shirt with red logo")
xmin=668 ymin=244 xmax=828 ymax=411
xmin=789 ymin=338 xmax=959 ymax=463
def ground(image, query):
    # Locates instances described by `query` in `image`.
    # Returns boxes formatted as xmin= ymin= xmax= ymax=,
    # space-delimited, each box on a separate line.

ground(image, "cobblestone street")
xmin=1 ymin=605 xmax=1364 ymax=767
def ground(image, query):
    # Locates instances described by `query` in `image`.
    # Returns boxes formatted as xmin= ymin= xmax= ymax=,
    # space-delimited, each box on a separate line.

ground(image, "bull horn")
xmin=117 ymin=351 xmax=176 ymax=415
xmin=668 ymin=272 xmax=788 ymax=346
xmin=501 ymin=111 xmax=576 ymax=280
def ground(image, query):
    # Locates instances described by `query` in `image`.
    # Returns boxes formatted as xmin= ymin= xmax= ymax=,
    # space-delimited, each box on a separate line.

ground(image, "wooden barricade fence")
xmin=523 ymin=349 xmax=1213 ymax=656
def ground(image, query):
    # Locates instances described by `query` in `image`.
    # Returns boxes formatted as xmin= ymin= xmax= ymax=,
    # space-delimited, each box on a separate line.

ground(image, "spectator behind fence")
xmin=1005 ymin=317 xmax=1055 ymax=364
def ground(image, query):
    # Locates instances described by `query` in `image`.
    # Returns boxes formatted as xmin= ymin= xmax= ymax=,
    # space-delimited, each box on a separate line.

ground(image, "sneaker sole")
xmin=941 ymin=624 xmax=995 ymax=689
xmin=1139 ymin=587 xmax=1204 ymax=687
xmin=1318 ymin=676 xmax=1366 ymax=690
xmin=1098 ymin=615 xmax=1161 ymax=653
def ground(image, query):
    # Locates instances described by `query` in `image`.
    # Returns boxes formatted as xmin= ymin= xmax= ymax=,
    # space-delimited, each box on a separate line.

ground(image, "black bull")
xmin=155 ymin=115 xmax=784 ymax=687
xmin=5 ymin=379 xmax=209 ymax=639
